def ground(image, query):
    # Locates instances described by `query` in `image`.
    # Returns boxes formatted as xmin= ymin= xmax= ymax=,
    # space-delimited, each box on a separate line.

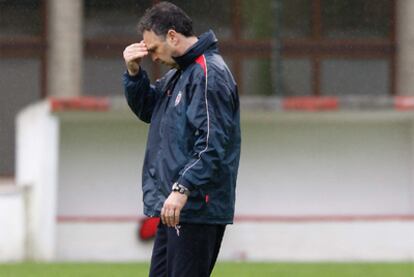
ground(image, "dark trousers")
xmin=149 ymin=222 xmax=226 ymax=277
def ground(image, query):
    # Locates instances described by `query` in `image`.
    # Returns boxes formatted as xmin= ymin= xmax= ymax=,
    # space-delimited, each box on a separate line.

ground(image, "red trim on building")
xmin=50 ymin=97 xmax=110 ymax=112
xmin=394 ymin=96 xmax=414 ymax=110
xmin=234 ymin=214 xmax=414 ymax=222
xmin=44 ymin=96 xmax=414 ymax=112
xmin=57 ymin=214 xmax=414 ymax=223
xmin=282 ymin=97 xmax=339 ymax=111
xmin=57 ymin=215 xmax=140 ymax=223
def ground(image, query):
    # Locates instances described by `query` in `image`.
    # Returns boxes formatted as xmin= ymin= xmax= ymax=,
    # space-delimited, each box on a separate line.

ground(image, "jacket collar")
xmin=173 ymin=30 xmax=218 ymax=70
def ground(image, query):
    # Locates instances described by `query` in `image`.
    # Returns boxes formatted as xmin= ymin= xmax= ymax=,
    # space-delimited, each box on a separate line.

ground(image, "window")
xmin=282 ymin=59 xmax=312 ymax=96
xmin=0 ymin=0 xmax=42 ymax=38
xmin=0 ymin=0 xmax=393 ymax=98
xmin=224 ymin=0 xmax=394 ymax=96
xmin=281 ymin=0 xmax=311 ymax=39
xmin=0 ymin=59 xmax=41 ymax=176
xmin=84 ymin=0 xmax=152 ymax=39
xmin=242 ymin=58 xmax=273 ymax=96
xmin=321 ymin=59 xmax=390 ymax=96
xmin=242 ymin=0 xmax=274 ymax=40
xmin=0 ymin=0 xmax=43 ymax=176
xmin=321 ymin=0 xmax=392 ymax=39
xmin=169 ymin=0 xmax=232 ymax=39
xmin=281 ymin=0 xmax=395 ymax=96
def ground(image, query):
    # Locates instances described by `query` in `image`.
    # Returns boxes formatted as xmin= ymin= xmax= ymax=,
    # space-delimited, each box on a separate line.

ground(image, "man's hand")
xmin=161 ymin=192 xmax=188 ymax=227
xmin=123 ymin=40 xmax=148 ymax=76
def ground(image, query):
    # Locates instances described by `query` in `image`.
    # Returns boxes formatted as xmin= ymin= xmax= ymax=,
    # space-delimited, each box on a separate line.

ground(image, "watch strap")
xmin=172 ymin=182 xmax=190 ymax=196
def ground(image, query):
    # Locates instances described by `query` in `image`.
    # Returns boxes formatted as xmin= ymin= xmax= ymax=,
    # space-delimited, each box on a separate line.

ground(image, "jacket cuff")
xmin=124 ymin=68 xmax=144 ymax=82
xmin=176 ymin=176 xmax=195 ymax=191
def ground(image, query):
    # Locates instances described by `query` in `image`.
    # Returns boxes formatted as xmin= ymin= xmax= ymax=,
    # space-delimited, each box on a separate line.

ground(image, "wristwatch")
xmin=172 ymin=182 xmax=190 ymax=196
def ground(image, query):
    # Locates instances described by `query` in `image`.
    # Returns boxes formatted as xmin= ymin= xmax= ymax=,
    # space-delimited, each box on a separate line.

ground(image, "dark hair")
xmin=138 ymin=1 xmax=194 ymax=38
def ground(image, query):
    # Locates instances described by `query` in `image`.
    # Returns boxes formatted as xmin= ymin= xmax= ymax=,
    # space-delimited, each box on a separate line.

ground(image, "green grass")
xmin=0 ymin=262 xmax=413 ymax=277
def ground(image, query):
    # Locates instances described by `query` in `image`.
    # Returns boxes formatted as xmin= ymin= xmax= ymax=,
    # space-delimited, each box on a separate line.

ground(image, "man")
xmin=122 ymin=2 xmax=241 ymax=276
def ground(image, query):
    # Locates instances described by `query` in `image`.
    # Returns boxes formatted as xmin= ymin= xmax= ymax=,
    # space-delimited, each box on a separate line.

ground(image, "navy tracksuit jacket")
xmin=124 ymin=30 xmax=241 ymax=225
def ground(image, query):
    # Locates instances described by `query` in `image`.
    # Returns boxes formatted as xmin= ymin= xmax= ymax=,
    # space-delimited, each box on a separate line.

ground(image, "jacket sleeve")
xmin=123 ymin=69 xmax=162 ymax=123
xmin=176 ymin=72 xmax=237 ymax=191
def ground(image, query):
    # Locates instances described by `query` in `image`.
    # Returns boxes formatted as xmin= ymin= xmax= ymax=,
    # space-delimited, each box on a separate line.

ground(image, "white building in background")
xmin=7 ymin=96 xmax=414 ymax=261
xmin=3 ymin=0 xmax=414 ymax=262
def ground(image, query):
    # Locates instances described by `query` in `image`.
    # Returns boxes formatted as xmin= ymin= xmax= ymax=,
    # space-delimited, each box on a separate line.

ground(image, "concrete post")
xmin=397 ymin=0 xmax=414 ymax=95
xmin=47 ymin=0 xmax=83 ymax=97
xmin=16 ymin=101 xmax=60 ymax=261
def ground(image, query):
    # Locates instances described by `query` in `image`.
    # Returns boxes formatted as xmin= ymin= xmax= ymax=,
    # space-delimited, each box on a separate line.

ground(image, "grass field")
xmin=1 ymin=262 xmax=413 ymax=277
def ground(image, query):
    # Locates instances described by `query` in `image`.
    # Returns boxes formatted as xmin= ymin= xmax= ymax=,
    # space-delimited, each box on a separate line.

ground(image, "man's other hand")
xmin=123 ymin=40 xmax=148 ymax=76
xmin=161 ymin=192 xmax=188 ymax=227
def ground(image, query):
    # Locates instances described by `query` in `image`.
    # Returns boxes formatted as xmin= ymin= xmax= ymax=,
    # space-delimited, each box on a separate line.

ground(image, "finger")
xmin=168 ymin=209 xmax=176 ymax=227
xmin=173 ymin=208 xmax=180 ymax=226
xmin=124 ymin=54 xmax=146 ymax=64
xmin=162 ymin=205 xmax=170 ymax=227
xmin=125 ymin=45 xmax=148 ymax=54
xmin=129 ymin=51 xmax=148 ymax=59
xmin=124 ymin=47 xmax=148 ymax=57
xmin=124 ymin=52 xmax=148 ymax=65
xmin=123 ymin=46 xmax=148 ymax=59
xmin=126 ymin=42 xmax=146 ymax=49
xmin=160 ymin=207 xmax=166 ymax=225
xmin=126 ymin=43 xmax=147 ymax=52
xmin=167 ymin=209 xmax=175 ymax=227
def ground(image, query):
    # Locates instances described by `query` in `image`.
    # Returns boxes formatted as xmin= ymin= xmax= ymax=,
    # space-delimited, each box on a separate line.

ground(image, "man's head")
xmin=138 ymin=2 xmax=195 ymax=67
xmin=138 ymin=1 xmax=194 ymax=38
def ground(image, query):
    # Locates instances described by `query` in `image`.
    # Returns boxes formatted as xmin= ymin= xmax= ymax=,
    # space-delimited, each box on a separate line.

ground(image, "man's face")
xmin=143 ymin=30 xmax=177 ymax=67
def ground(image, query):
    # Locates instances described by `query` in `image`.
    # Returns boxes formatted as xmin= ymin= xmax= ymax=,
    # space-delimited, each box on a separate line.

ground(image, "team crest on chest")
xmin=175 ymin=91 xmax=183 ymax=106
